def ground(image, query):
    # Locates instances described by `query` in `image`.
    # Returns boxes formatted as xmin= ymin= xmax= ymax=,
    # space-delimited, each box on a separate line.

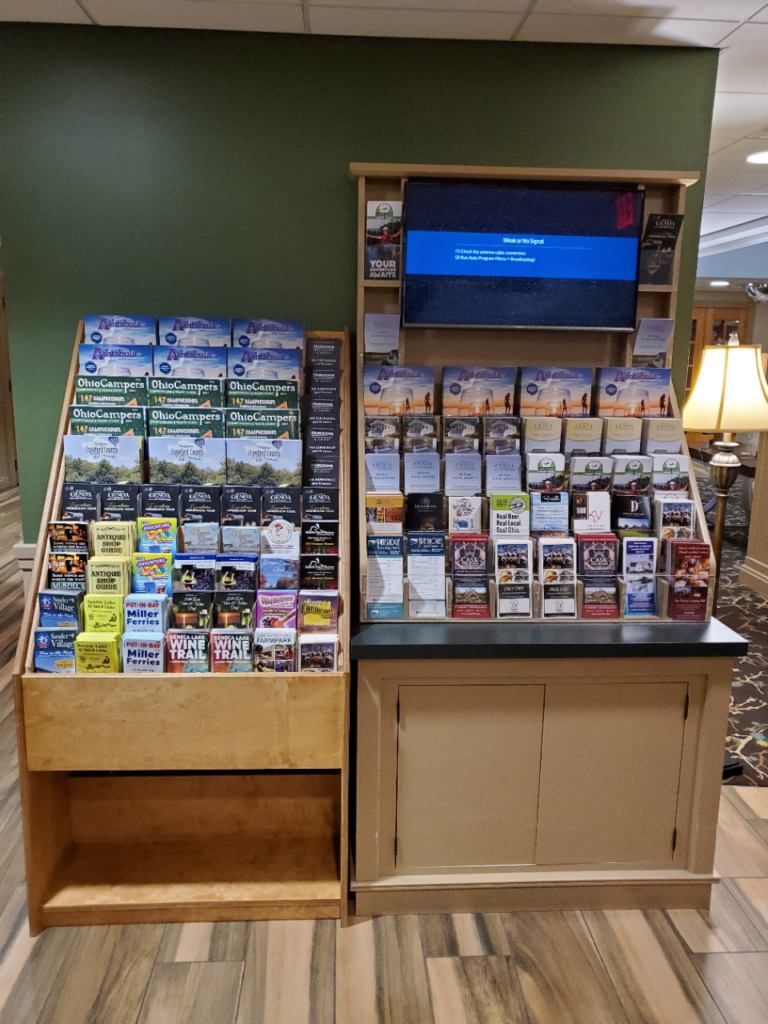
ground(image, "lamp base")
xmin=709 ymin=440 xmax=741 ymax=492
xmin=709 ymin=441 xmax=741 ymax=616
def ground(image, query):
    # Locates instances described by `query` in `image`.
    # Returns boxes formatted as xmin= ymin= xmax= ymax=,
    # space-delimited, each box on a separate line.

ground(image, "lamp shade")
xmin=683 ymin=344 xmax=768 ymax=432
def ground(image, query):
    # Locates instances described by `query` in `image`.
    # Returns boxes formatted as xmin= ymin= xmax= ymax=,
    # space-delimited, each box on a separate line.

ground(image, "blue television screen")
xmin=401 ymin=180 xmax=644 ymax=331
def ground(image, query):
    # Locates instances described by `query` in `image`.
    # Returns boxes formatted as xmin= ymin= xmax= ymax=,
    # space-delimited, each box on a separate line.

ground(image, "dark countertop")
xmin=351 ymin=618 xmax=748 ymax=659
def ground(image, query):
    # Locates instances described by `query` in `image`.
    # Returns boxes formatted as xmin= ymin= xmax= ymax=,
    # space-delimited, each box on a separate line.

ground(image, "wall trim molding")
xmin=738 ymin=556 xmax=768 ymax=602
xmin=13 ymin=541 xmax=36 ymax=598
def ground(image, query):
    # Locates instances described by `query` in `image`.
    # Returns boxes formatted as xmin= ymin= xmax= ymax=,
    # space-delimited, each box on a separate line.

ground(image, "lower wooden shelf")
xmin=42 ymin=837 xmax=341 ymax=925
xmin=24 ymin=769 xmax=345 ymax=930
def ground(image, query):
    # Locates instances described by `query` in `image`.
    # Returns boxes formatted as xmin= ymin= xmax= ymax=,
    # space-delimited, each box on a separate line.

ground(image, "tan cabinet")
xmin=396 ymin=684 xmax=544 ymax=870
xmin=535 ymin=682 xmax=687 ymax=865
xmin=354 ymin=657 xmax=733 ymax=914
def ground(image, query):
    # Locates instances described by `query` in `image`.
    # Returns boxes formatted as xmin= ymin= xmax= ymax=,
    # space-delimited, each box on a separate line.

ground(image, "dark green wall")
xmin=0 ymin=25 xmax=717 ymax=539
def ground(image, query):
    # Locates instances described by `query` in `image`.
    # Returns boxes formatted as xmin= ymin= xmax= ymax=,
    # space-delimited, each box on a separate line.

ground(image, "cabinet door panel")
xmin=536 ymin=682 xmax=687 ymax=866
xmin=396 ymin=684 xmax=545 ymax=870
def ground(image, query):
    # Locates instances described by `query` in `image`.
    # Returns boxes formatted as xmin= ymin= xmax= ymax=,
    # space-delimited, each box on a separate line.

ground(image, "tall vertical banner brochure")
xmin=638 ymin=215 xmax=683 ymax=286
xmin=365 ymin=201 xmax=402 ymax=281
xmin=407 ymin=533 xmax=446 ymax=618
xmin=366 ymin=535 xmax=404 ymax=619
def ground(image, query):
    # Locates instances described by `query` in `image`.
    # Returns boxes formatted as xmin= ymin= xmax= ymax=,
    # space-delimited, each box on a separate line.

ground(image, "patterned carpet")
xmin=694 ymin=463 xmax=768 ymax=786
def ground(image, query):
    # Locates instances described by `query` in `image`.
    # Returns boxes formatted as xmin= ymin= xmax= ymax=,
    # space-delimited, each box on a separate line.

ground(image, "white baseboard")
xmin=13 ymin=541 xmax=37 ymax=598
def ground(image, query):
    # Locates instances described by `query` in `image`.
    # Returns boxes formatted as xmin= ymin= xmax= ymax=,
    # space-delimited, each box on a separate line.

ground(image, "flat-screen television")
xmin=401 ymin=179 xmax=644 ymax=331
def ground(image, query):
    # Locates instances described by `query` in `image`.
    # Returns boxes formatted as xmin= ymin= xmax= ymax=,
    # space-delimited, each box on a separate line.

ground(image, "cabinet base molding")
xmin=353 ymin=876 xmax=717 ymax=915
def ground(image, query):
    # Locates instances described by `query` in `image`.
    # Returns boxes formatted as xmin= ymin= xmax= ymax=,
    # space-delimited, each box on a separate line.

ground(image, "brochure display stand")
xmin=12 ymin=326 xmax=351 ymax=933
xmin=355 ymin=164 xmax=712 ymax=623
xmin=349 ymin=163 xmax=747 ymax=916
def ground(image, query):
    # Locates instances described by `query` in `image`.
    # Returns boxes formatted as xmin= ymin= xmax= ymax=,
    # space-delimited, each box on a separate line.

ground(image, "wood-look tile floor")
xmin=3 ymin=489 xmax=768 ymax=1023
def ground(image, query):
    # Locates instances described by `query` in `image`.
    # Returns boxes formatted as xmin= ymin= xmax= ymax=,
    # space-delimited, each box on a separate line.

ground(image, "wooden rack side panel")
xmin=12 ymin=326 xmax=80 ymax=933
xmin=306 ymin=329 xmax=352 ymax=670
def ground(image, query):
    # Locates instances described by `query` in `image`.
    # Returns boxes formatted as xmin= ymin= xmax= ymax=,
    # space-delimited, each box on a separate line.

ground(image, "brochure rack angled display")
xmin=353 ymin=162 xmax=714 ymax=626
xmin=348 ymin=162 xmax=747 ymax=919
xmin=12 ymin=324 xmax=352 ymax=933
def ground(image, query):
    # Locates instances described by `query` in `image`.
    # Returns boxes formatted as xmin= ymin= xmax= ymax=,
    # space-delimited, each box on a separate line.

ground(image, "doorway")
xmin=688 ymin=306 xmax=751 ymax=401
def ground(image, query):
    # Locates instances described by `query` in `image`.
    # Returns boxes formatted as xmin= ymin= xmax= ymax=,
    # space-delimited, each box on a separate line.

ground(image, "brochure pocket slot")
xmin=362 ymin=564 xmax=713 ymax=622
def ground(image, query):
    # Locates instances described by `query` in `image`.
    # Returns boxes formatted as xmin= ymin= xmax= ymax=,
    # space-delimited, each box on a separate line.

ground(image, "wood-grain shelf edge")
xmin=42 ymin=837 xmax=342 ymax=921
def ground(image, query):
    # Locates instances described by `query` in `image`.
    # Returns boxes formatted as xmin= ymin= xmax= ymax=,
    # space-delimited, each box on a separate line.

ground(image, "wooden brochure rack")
xmin=12 ymin=327 xmax=351 ymax=933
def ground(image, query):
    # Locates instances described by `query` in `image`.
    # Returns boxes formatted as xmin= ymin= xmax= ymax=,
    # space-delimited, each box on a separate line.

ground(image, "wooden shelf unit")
xmin=353 ymin=162 xmax=704 ymax=623
xmin=12 ymin=326 xmax=352 ymax=933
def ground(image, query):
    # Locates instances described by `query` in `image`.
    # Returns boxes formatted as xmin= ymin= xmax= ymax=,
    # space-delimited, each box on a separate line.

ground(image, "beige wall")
xmin=751 ymin=301 xmax=768 ymax=351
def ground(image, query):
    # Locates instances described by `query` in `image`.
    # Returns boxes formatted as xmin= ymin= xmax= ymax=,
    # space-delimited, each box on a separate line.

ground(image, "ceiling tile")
xmin=717 ymin=23 xmax=768 ymax=92
xmin=700 ymin=211 xmax=763 ymax=233
xmin=705 ymin=137 xmax=768 ymax=193
xmin=533 ymin=0 xmax=766 ymax=17
xmin=704 ymin=169 xmax=768 ymax=193
xmin=82 ymin=0 xmax=305 ymax=31
xmin=0 ymin=0 xmax=92 ymax=21
xmin=517 ymin=12 xmax=738 ymax=46
xmin=711 ymin=92 xmax=768 ymax=140
xmin=706 ymin=194 xmax=768 ymax=213
xmin=704 ymin=193 xmax=737 ymax=208
xmin=308 ymin=6 xmax=524 ymax=38
xmin=710 ymin=136 xmax=737 ymax=155
xmin=308 ymin=0 xmax=528 ymax=8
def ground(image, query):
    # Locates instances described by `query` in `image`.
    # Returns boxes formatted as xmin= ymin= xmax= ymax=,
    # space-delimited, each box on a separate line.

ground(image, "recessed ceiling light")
xmin=746 ymin=151 xmax=768 ymax=164
xmin=710 ymin=280 xmax=730 ymax=287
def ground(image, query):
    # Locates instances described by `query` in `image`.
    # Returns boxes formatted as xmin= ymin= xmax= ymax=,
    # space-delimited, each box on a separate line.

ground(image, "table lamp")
xmin=683 ymin=337 xmax=768 ymax=613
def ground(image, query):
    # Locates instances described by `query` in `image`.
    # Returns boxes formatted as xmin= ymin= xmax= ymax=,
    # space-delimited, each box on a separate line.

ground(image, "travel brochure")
xmin=595 ymin=368 xmax=672 ymax=419
xmin=407 ymin=533 xmax=446 ymax=618
xmin=518 ymin=367 xmax=593 ymax=418
xmin=84 ymin=315 xmax=156 ymax=345
xmin=638 ymin=215 xmax=684 ymax=286
xmin=364 ymin=201 xmax=402 ymax=281
xmin=496 ymin=539 xmax=532 ymax=618
xmin=442 ymin=367 xmax=518 ymax=416
xmin=364 ymin=313 xmax=400 ymax=365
